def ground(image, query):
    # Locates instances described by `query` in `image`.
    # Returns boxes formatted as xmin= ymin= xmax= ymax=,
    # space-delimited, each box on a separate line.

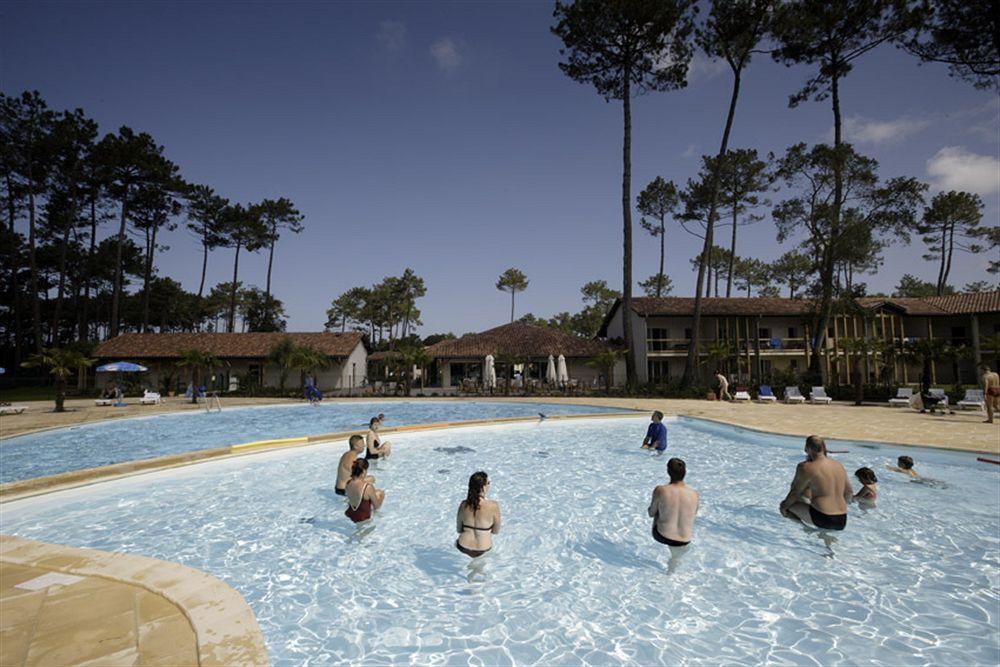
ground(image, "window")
xmin=951 ymin=326 xmax=966 ymax=339
xmin=758 ymin=328 xmax=771 ymax=339
xmin=648 ymin=360 xmax=671 ymax=383
xmin=790 ymin=359 xmax=798 ymax=370
xmin=684 ymin=328 xmax=692 ymax=340
xmin=788 ymin=327 xmax=798 ymax=339
xmin=248 ymin=364 xmax=262 ymax=386
xmin=647 ymin=328 xmax=669 ymax=352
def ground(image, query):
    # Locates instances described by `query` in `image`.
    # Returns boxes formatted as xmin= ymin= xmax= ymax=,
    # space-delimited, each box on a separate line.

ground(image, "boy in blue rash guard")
xmin=640 ymin=411 xmax=667 ymax=453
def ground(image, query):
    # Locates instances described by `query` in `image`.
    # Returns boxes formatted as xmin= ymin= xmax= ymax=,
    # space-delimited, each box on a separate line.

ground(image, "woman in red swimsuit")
xmin=345 ymin=459 xmax=385 ymax=523
xmin=455 ymin=471 xmax=501 ymax=558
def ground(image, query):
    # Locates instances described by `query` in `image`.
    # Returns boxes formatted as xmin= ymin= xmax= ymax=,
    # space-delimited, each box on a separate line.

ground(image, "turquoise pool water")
xmin=0 ymin=401 xmax=626 ymax=483
xmin=2 ymin=417 xmax=997 ymax=665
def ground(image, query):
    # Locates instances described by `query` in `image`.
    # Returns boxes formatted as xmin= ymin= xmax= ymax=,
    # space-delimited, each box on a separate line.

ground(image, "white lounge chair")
xmin=957 ymin=389 xmax=985 ymax=411
xmin=810 ymin=387 xmax=833 ymax=404
xmin=888 ymin=387 xmax=913 ymax=407
xmin=757 ymin=385 xmax=778 ymax=403
xmin=140 ymin=390 xmax=162 ymax=405
xmin=785 ymin=386 xmax=806 ymax=404
xmin=0 ymin=405 xmax=26 ymax=415
xmin=94 ymin=398 xmax=114 ymax=407
xmin=734 ymin=390 xmax=752 ymax=402
xmin=928 ymin=388 xmax=949 ymax=407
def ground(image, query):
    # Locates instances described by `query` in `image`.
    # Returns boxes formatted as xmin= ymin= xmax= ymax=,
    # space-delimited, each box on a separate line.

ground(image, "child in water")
xmin=887 ymin=456 xmax=920 ymax=478
xmin=854 ymin=467 xmax=877 ymax=505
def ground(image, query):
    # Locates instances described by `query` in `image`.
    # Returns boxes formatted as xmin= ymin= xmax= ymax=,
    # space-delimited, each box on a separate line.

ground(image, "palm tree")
xmin=705 ymin=340 xmax=736 ymax=378
xmin=901 ymin=338 xmax=949 ymax=393
xmin=289 ymin=345 xmax=330 ymax=395
xmin=839 ymin=337 xmax=873 ymax=405
xmin=981 ymin=333 xmax=1000 ymax=372
xmin=176 ymin=349 xmax=221 ymax=404
xmin=21 ymin=348 xmax=94 ymax=412
xmin=587 ymin=349 xmax=624 ymax=393
xmin=398 ymin=342 xmax=431 ymax=394
xmin=265 ymin=337 xmax=297 ymax=394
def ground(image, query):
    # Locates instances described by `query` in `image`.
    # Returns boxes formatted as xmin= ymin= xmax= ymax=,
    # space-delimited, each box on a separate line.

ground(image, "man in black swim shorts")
xmin=780 ymin=436 xmax=852 ymax=531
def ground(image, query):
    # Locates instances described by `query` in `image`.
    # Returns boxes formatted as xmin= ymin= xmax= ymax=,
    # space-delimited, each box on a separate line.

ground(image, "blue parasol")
xmin=96 ymin=361 xmax=148 ymax=373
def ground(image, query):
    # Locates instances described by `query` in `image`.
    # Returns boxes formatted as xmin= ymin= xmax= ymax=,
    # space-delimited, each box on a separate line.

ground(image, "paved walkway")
xmin=1 ymin=563 xmax=198 ymax=666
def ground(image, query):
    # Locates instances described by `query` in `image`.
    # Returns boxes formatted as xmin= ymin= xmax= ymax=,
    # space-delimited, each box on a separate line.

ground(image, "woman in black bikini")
xmin=455 ymin=471 xmax=501 ymax=557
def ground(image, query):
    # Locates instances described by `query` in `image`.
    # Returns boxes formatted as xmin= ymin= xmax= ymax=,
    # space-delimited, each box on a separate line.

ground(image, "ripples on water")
xmin=3 ymin=417 xmax=998 ymax=665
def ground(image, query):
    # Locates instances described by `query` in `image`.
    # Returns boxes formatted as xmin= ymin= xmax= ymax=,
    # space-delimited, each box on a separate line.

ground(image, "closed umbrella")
xmin=557 ymin=354 xmax=569 ymax=386
xmin=485 ymin=355 xmax=497 ymax=390
xmin=546 ymin=355 xmax=557 ymax=384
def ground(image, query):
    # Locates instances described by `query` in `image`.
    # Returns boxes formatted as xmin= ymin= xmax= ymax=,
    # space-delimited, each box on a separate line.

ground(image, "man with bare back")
xmin=648 ymin=458 xmax=699 ymax=547
xmin=779 ymin=435 xmax=852 ymax=530
xmin=335 ymin=435 xmax=374 ymax=496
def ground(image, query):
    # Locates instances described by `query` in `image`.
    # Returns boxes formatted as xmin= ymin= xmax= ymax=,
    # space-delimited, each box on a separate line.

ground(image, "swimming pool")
xmin=0 ymin=401 xmax=627 ymax=483
xmin=2 ymin=417 xmax=997 ymax=665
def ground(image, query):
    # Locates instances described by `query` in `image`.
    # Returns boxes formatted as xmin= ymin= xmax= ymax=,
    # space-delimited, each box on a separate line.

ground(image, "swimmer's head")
xmin=855 ymin=467 xmax=877 ymax=485
xmin=377 ymin=413 xmax=385 ymax=421
xmin=350 ymin=458 xmax=369 ymax=478
xmin=652 ymin=410 xmax=664 ymax=422
xmin=897 ymin=455 xmax=914 ymax=470
xmin=667 ymin=458 xmax=686 ymax=483
xmin=805 ymin=435 xmax=826 ymax=458
xmin=466 ymin=471 xmax=489 ymax=511
xmin=369 ymin=417 xmax=379 ymax=428
xmin=349 ymin=434 xmax=364 ymax=451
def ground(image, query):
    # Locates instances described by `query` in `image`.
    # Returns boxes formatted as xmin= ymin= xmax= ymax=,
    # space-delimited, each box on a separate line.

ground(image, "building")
xmin=598 ymin=291 xmax=1000 ymax=386
xmin=93 ymin=332 xmax=368 ymax=393
xmin=424 ymin=322 xmax=625 ymax=389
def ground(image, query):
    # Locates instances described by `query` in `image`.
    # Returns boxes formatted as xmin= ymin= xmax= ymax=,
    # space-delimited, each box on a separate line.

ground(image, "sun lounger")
xmin=757 ymin=385 xmax=777 ymax=403
xmin=785 ymin=386 xmax=806 ymax=404
xmin=958 ymin=389 xmax=985 ymax=410
xmin=94 ymin=398 xmax=115 ymax=406
xmin=810 ymin=387 xmax=833 ymax=404
xmin=928 ymin=388 xmax=949 ymax=407
xmin=957 ymin=389 xmax=985 ymax=410
xmin=888 ymin=387 xmax=913 ymax=407
xmin=0 ymin=405 xmax=26 ymax=415
xmin=734 ymin=390 xmax=752 ymax=402
xmin=140 ymin=390 xmax=161 ymax=405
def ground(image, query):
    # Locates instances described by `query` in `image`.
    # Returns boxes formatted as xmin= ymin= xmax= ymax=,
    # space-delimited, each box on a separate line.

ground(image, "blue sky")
xmin=4 ymin=1 xmax=998 ymax=335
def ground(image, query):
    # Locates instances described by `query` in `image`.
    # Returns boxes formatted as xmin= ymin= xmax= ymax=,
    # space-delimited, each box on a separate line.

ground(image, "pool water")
xmin=2 ymin=417 xmax=997 ymax=665
xmin=0 ymin=401 xmax=625 ymax=483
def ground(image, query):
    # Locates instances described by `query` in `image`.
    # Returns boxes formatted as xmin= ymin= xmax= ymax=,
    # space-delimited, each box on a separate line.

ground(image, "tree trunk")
xmin=809 ymin=66 xmax=844 ymax=379
xmin=198 ymin=226 xmax=209 ymax=298
xmin=727 ymin=197 xmax=737 ymax=297
xmin=27 ymin=167 xmax=43 ymax=353
xmin=228 ymin=240 xmax=242 ymax=333
xmin=510 ymin=291 xmax=515 ymax=323
xmin=935 ymin=223 xmax=947 ymax=295
xmin=80 ymin=194 xmax=98 ymax=341
xmin=265 ymin=228 xmax=276 ymax=301
xmin=683 ymin=70 xmax=742 ymax=387
xmin=54 ymin=376 xmax=66 ymax=413
xmin=941 ymin=222 xmax=955 ymax=294
xmin=110 ymin=187 xmax=129 ymax=338
xmin=621 ymin=81 xmax=636 ymax=388
xmin=141 ymin=222 xmax=158 ymax=332
xmin=657 ymin=216 xmax=665 ymax=297
xmin=51 ymin=196 xmax=75 ymax=346
xmin=6 ymin=172 xmax=25 ymax=368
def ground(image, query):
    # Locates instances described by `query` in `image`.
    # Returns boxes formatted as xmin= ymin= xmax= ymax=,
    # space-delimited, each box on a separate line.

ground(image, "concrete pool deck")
xmin=2 ymin=395 xmax=996 ymax=453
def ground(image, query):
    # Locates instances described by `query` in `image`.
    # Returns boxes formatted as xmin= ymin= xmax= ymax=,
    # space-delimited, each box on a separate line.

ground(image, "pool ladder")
xmin=205 ymin=392 xmax=223 ymax=413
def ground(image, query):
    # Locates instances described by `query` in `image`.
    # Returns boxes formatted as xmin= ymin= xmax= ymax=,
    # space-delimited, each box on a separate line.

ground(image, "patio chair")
xmin=734 ymin=389 xmax=752 ymax=402
xmin=0 ymin=405 xmax=26 ymax=415
xmin=957 ymin=389 xmax=985 ymax=411
xmin=888 ymin=387 xmax=913 ymax=408
xmin=757 ymin=385 xmax=777 ymax=403
xmin=94 ymin=398 xmax=115 ymax=407
xmin=810 ymin=387 xmax=833 ymax=404
xmin=784 ymin=386 xmax=806 ymax=404
xmin=928 ymin=388 xmax=950 ymax=407
xmin=140 ymin=390 xmax=162 ymax=405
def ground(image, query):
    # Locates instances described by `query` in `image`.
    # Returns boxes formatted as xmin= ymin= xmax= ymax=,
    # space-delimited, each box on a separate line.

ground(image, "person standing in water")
xmin=365 ymin=417 xmax=392 ymax=460
xmin=779 ymin=435 xmax=852 ymax=530
xmin=344 ymin=459 xmax=385 ymax=523
xmin=336 ymin=435 xmax=374 ymax=496
xmin=455 ymin=471 xmax=501 ymax=558
xmin=648 ymin=458 xmax=699 ymax=547
xmin=640 ymin=411 xmax=667 ymax=453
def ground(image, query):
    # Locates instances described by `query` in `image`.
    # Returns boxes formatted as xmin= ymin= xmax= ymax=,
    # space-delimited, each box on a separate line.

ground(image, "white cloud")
xmin=430 ymin=37 xmax=462 ymax=72
xmin=837 ymin=115 xmax=931 ymax=145
xmin=682 ymin=144 xmax=698 ymax=158
xmin=376 ymin=20 xmax=407 ymax=52
xmin=926 ymin=146 xmax=1000 ymax=195
xmin=687 ymin=52 xmax=728 ymax=82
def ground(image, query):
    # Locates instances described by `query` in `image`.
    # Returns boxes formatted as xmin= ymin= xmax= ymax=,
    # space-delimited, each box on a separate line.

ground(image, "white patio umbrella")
xmin=546 ymin=355 xmax=557 ymax=384
xmin=485 ymin=355 xmax=497 ymax=390
xmin=557 ymin=354 xmax=569 ymax=386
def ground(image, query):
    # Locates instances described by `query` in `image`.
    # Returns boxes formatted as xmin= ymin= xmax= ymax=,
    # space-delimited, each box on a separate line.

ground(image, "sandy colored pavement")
xmin=1 ymin=394 xmax=997 ymax=454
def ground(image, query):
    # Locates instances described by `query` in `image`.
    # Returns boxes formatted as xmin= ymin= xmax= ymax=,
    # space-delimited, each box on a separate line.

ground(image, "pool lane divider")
xmin=0 ymin=411 xmax=646 ymax=503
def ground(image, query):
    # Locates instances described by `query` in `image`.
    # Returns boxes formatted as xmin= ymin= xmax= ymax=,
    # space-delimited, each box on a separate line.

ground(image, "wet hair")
xmin=369 ymin=417 xmax=379 ymax=427
xmin=897 ymin=456 xmax=914 ymax=470
xmin=855 ymin=467 xmax=877 ymax=485
xmin=349 ymin=434 xmax=364 ymax=449
xmin=805 ymin=435 xmax=826 ymax=455
xmin=465 ymin=471 xmax=488 ymax=512
xmin=667 ymin=458 xmax=686 ymax=483
xmin=652 ymin=410 xmax=664 ymax=422
xmin=350 ymin=459 xmax=369 ymax=478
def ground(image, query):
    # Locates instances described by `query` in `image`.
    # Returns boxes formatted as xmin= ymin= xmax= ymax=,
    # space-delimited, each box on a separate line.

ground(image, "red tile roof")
xmin=93 ymin=332 xmax=365 ymax=359
xmin=425 ymin=322 xmax=612 ymax=359
xmin=858 ymin=291 xmax=1000 ymax=315
xmin=628 ymin=297 xmax=815 ymax=317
